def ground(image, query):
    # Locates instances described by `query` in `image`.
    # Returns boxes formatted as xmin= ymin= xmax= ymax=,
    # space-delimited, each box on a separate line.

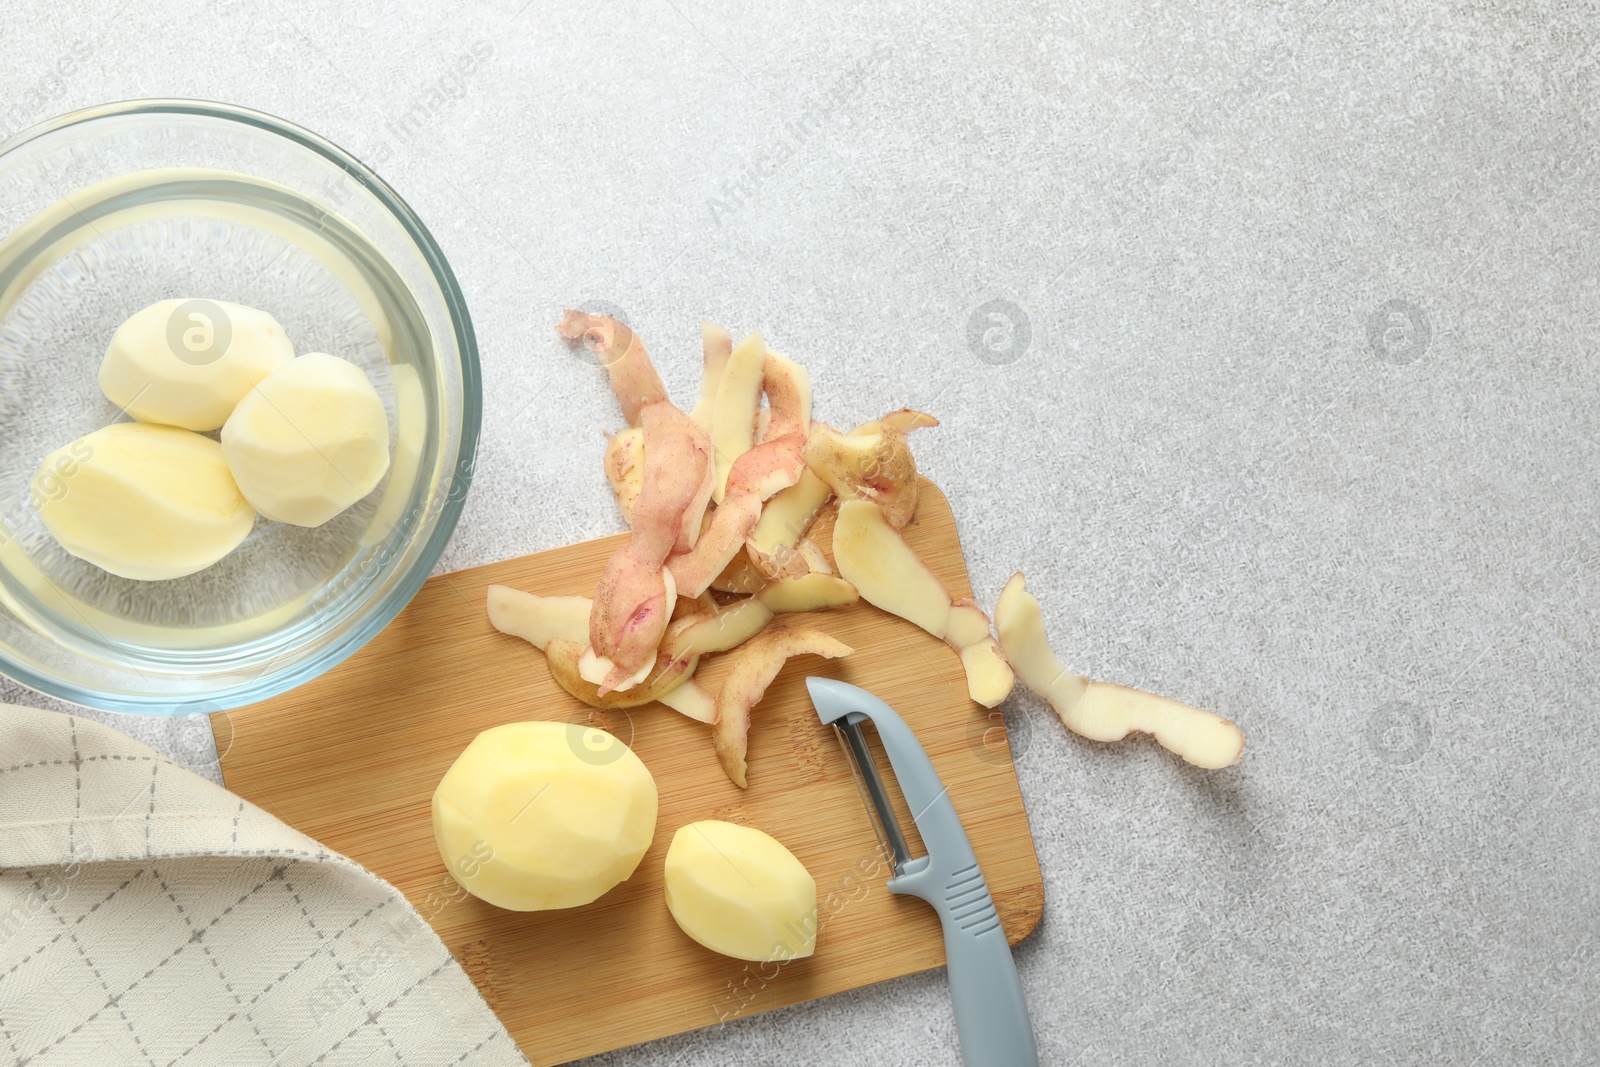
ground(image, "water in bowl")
xmin=0 ymin=172 xmax=430 ymax=659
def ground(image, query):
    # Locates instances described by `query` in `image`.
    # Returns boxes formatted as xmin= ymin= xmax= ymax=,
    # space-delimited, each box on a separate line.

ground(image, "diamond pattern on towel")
xmin=0 ymin=704 xmax=527 ymax=1067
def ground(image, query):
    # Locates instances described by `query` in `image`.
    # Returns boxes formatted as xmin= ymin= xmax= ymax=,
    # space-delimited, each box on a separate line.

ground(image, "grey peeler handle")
xmin=888 ymin=801 xmax=1040 ymax=1067
xmin=941 ymin=906 xmax=1038 ymax=1067
xmin=806 ymin=677 xmax=1039 ymax=1067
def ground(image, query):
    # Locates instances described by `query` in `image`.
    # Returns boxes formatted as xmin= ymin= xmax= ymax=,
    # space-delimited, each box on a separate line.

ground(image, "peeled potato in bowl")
xmin=98 ymin=298 xmax=295 ymax=432
xmin=32 ymin=422 xmax=256 ymax=581
xmin=221 ymin=351 xmax=391 ymax=527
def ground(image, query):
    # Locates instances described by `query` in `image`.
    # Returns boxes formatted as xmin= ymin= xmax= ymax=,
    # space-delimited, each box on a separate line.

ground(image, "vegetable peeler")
xmin=806 ymin=677 xmax=1040 ymax=1067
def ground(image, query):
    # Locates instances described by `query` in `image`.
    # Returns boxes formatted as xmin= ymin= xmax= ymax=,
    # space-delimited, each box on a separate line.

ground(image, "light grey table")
xmin=4 ymin=1 xmax=1597 ymax=1063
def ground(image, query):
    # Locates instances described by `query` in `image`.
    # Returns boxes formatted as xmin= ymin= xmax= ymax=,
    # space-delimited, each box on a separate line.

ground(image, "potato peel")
xmin=709 ymin=332 xmax=767 ymax=502
xmin=688 ymin=321 xmax=733 ymax=432
xmin=668 ymin=598 xmax=775 ymax=663
xmin=712 ymin=625 xmax=853 ymax=788
xmin=672 ymin=589 xmax=719 ymax=622
xmin=832 ymin=499 xmax=952 ymax=638
xmin=755 ymin=573 xmax=857 ymax=613
xmin=832 ymin=500 xmax=1014 ymax=706
xmin=795 ymin=538 xmax=832 ymax=576
xmin=669 ymin=353 xmax=810 ymax=596
xmin=546 ymin=637 xmax=696 ymax=710
xmin=801 ymin=409 xmax=935 ymax=530
xmin=871 ymin=409 xmax=940 ymax=435
xmin=804 ymin=425 xmax=922 ymax=529
xmin=487 ymin=587 xmax=592 ymax=651
xmin=557 ymin=311 xmax=668 ymax=426
xmin=712 ymin=547 xmax=767 ymax=595
xmin=747 ymin=468 xmax=832 ymax=578
xmin=667 ymin=574 xmax=857 ymax=664
xmin=994 ymin=572 xmax=1244 ymax=769
xmin=603 ymin=427 xmax=644 ymax=524
xmin=589 ymin=554 xmax=676 ymax=694
xmin=493 ymin=597 xmax=713 ymax=722
xmin=959 ymin=640 xmax=1015 ymax=709
xmin=658 ymin=675 xmax=717 ymax=724
xmin=590 ymin=401 xmax=708 ymax=690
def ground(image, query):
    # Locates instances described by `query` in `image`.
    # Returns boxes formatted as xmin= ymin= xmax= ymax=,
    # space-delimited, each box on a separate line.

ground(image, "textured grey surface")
xmin=3 ymin=0 xmax=1599 ymax=1064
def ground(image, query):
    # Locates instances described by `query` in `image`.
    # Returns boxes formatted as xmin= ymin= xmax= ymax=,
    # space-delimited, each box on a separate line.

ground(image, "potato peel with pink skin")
xmin=557 ymin=311 xmax=668 ymax=426
xmin=668 ymin=491 xmax=764 ymax=599
xmin=804 ymin=423 xmax=923 ymax=529
xmin=669 ymin=353 xmax=811 ymax=596
xmin=590 ymin=401 xmax=708 ymax=691
xmin=672 ymin=426 xmax=718 ymax=554
xmin=556 ymin=312 xmax=717 ymax=690
xmin=629 ymin=403 xmax=712 ymax=558
xmin=588 ymin=550 xmax=671 ymax=693
xmin=749 ymin=409 xmax=935 ymax=577
xmin=712 ymin=625 xmax=853 ymax=788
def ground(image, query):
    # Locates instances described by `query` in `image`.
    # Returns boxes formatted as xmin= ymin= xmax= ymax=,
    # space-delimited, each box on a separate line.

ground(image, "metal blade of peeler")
xmin=833 ymin=719 xmax=913 ymax=875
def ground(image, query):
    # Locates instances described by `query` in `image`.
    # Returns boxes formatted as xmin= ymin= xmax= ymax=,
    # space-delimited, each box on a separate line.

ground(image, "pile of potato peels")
xmin=487 ymin=312 xmax=1244 ymax=788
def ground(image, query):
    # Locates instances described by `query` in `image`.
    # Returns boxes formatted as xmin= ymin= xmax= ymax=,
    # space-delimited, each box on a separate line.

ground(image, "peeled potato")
xmin=98 ymin=298 xmax=295 ymax=431
xmin=221 ymin=352 xmax=390 ymax=527
xmin=33 ymin=423 xmax=255 ymax=581
xmin=664 ymin=820 xmax=818 ymax=962
xmin=432 ymin=721 xmax=658 ymax=911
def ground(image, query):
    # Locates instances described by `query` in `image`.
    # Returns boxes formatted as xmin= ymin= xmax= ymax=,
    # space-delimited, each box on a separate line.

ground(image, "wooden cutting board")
xmin=213 ymin=480 xmax=1044 ymax=1066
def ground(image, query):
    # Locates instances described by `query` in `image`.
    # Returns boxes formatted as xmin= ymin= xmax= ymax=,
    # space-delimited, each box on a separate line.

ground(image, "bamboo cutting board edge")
xmin=213 ymin=479 xmax=1045 ymax=1065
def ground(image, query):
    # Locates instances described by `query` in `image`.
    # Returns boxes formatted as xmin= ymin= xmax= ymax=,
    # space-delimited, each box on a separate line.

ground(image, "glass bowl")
xmin=0 ymin=100 xmax=480 ymax=713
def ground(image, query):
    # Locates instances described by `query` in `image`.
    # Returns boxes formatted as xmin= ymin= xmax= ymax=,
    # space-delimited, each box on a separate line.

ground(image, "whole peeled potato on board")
xmin=432 ymin=721 xmax=658 ymax=911
xmin=664 ymin=820 xmax=818 ymax=962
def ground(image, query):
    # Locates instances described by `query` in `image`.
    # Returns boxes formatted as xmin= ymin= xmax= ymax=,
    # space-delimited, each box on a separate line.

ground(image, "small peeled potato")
xmin=99 ymin=298 xmax=295 ymax=431
xmin=221 ymin=352 xmax=390 ymax=526
xmin=433 ymin=721 xmax=658 ymax=911
xmin=664 ymin=820 xmax=818 ymax=962
xmin=33 ymin=423 xmax=255 ymax=581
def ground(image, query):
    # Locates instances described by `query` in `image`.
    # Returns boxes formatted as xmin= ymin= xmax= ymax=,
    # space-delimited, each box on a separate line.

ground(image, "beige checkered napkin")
xmin=0 ymin=703 xmax=529 ymax=1067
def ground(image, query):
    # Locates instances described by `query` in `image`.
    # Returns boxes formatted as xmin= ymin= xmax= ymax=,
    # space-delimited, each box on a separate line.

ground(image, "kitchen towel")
xmin=0 ymin=702 xmax=529 ymax=1066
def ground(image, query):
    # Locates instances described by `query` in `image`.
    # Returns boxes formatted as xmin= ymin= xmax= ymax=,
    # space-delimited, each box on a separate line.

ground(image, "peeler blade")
xmin=832 ymin=719 xmax=914 ymax=875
